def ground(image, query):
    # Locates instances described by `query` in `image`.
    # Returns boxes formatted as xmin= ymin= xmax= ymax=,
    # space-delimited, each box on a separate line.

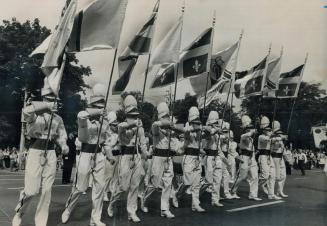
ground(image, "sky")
xmin=1 ymin=0 xmax=327 ymax=109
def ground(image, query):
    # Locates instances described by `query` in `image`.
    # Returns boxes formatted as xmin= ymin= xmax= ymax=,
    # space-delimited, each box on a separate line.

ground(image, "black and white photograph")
xmin=0 ymin=0 xmax=326 ymax=226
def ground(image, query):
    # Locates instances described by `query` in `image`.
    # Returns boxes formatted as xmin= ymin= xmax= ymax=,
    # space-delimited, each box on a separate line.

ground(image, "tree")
xmin=0 ymin=18 xmax=91 ymax=147
xmin=241 ymin=82 xmax=327 ymax=149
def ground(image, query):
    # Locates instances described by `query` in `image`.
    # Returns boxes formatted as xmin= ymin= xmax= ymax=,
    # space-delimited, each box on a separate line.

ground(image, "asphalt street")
xmin=0 ymin=168 xmax=326 ymax=226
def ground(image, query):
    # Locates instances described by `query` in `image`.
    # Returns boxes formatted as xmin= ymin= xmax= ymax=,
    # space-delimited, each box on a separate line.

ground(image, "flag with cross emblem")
xmin=276 ymin=64 xmax=304 ymax=98
xmin=181 ymin=27 xmax=213 ymax=78
xmin=234 ymin=57 xmax=267 ymax=98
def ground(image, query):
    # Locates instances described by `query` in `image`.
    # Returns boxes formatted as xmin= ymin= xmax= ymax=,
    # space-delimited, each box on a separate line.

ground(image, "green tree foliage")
xmin=0 ymin=18 xmax=91 ymax=147
xmin=241 ymin=82 xmax=327 ymax=149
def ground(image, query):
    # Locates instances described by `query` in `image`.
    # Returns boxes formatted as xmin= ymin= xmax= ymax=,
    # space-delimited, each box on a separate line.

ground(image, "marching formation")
xmin=12 ymin=84 xmax=290 ymax=226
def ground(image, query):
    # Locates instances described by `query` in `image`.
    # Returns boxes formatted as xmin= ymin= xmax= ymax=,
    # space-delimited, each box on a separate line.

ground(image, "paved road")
xmin=0 ymin=168 xmax=326 ymax=226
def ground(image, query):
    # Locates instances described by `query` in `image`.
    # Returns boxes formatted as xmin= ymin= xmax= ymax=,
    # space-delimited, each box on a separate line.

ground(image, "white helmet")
xmin=188 ymin=106 xmax=200 ymax=123
xmin=89 ymin=83 xmax=106 ymax=107
xmin=123 ymin=95 xmax=138 ymax=115
xmin=206 ymin=111 xmax=219 ymax=125
xmin=260 ymin=116 xmax=270 ymax=129
xmin=222 ymin=121 xmax=230 ymax=131
xmin=241 ymin=115 xmax=252 ymax=129
xmin=107 ymin=111 xmax=118 ymax=125
xmin=272 ymin=120 xmax=281 ymax=132
xmin=157 ymin=102 xmax=170 ymax=119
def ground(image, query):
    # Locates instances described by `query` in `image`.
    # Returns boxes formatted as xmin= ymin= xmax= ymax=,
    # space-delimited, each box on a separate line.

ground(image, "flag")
xmin=312 ymin=126 xmax=327 ymax=148
xmin=181 ymin=28 xmax=213 ymax=78
xmin=44 ymin=53 xmax=67 ymax=96
xmin=150 ymin=15 xmax=183 ymax=65
xmin=112 ymin=0 xmax=159 ymax=94
xmin=30 ymin=35 xmax=52 ymax=57
xmin=41 ymin=0 xmax=77 ymax=72
xmin=234 ymin=57 xmax=267 ymax=98
xmin=263 ymin=57 xmax=282 ymax=97
xmin=150 ymin=27 xmax=212 ymax=89
xmin=68 ymin=0 xmax=129 ymax=52
xmin=276 ymin=64 xmax=304 ymax=98
xmin=196 ymin=42 xmax=239 ymax=108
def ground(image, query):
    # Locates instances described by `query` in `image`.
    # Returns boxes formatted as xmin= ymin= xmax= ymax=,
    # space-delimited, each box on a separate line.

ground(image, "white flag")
xmin=29 ymin=35 xmax=52 ymax=57
xmin=41 ymin=0 xmax=77 ymax=71
xmin=68 ymin=0 xmax=129 ymax=51
xmin=150 ymin=16 xmax=183 ymax=65
xmin=44 ymin=54 xmax=67 ymax=96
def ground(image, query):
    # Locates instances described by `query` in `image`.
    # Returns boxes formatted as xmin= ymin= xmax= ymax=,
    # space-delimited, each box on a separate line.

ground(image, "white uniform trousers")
xmin=109 ymin=154 xmax=145 ymax=215
xmin=205 ymin=156 xmax=223 ymax=204
xmin=14 ymin=148 xmax=57 ymax=226
xmin=231 ymin=155 xmax=259 ymax=198
xmin=221 ymin=161 xmax=231 ymax=196
xmin=104 ymin=155 xmax=120 ymax=194
xmin=258 ymin=155 xmax=276 ymax=196
xmin=143 ymin=157 xmax=173 ymax=211
xmin=177 ymin=155 xmax=202 ymax=207
xmin=64 ymin=152 xmax=105 ymax=224
xmin=273 ymin=157 xmax=286 ymax=195
xmin=228 ymin=155 xmax=237 ymax=181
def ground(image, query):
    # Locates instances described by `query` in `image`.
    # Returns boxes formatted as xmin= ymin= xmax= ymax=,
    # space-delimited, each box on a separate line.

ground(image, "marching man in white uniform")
xmin=202 ymin=111 xmax=225 ymax=207
xmin=271 ymin=121 xmax=288 ymax=198
xmin=257 ymin=116 xmax=281 ymax=200
xmin=220 ymin=122 xmax=234 ymax=199
xmin=103 ymin=111 xmax=121 ymax=202
xmin=231 ymin=115 xmax=261 ymax=201
xmin=61 ymin=84 xmax=109 ymax=226
xmin=175 ymin=106 xmax=206 ymax=212
xmin=13 ymin=86 xmax=69 ymax=226
xmin=107 ymin=95 xmax=148 ymax=222
xmin=141 ymin=102 xmax=183 ymax=218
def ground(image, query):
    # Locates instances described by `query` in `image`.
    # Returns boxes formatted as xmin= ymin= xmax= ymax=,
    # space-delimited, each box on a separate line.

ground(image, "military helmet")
xmin=89 ymin=83 xmax=106 ymax=108
xmin=241 ymin=115 xmax=253 ymax=129
xmin=157 ymin=102 xmax=170 ymax=119
xmin=188 ymin=106 xmax=201 ymax=124
xmin=124 ymin=95 xmax=139 ymax=115
xmin=206 ymin=111 xmax=219 ymax=125
xmin=107 ymin=111 xmax=118 ymax=125
xmin=272 ymin=120 xmax=281 ymax=132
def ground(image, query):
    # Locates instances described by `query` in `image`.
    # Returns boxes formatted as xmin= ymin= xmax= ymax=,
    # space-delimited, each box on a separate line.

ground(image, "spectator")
xmin=297 ymin=149 xmax=307 ymax=176
xmin=3 ymin=147 xmax=10 ymax=168
xmin=0 ymin=148 xmax=4 ymax=169
xmin=318 ymin=152 xmax=326 ymax=169
xmin=284 ymin=147 xmax=293 ymax=175
xmin=10 ymin=148 xmax=18 ymax=172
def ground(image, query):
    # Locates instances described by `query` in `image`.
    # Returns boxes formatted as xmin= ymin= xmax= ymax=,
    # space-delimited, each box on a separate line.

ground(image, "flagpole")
xmin=166 ymin=1 xmax=185 ymax=160
xmin=202 ymin=11 xmax=216 ymax=119
xmin=220 ymin=30 xmax=243 ymax=126
xmin=133 ymin=0 xmax=161 ymax=156
xmin=92 ymin=48 xmax=118 ymax=169
xmin=286 ymin=53 xmax=308 ymax=135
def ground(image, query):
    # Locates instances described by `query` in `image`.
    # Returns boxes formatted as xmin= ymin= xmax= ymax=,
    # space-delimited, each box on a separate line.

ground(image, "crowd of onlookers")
xmin=0 ymin=147 xmax=27 ymax=171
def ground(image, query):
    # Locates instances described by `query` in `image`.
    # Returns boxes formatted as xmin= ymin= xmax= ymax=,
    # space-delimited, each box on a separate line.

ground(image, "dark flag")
xmin=276 ymin=64 xmax=304 ymax=98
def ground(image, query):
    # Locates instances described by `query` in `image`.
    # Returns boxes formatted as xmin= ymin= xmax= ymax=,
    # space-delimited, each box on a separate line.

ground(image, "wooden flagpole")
xmin=286 ymin=53 xmax=308 ymax=135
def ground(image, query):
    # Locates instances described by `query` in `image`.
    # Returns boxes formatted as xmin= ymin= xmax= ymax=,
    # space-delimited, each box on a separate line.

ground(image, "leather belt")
xmin=185 ymin=148 xmax=200 ymax=156
xmin=112 ymin=150 xmax=121 ymax=156
xmin=121 ymin=146 xmax=137 ymax=155
xmin=271 ymin=152 xmax=283 ymax=158
xmin=30 ymin=138 xmax=55 ymax=150
xmin=81 ymin=143 xmax=102 ymax=153
xmin=240 ymin=149 xmax=253 ymax=157
xmin=259 ymin=149 xmax=271 ymax=156
xmin=204 ymin=149 xmax=217 ymax=156
xmin=153 ymin=148 xmax=175 ymax=157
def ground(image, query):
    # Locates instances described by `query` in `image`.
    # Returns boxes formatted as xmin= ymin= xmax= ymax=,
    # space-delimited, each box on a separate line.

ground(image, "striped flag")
xmin=68 ymin=0 xmax=128 ymax=52
xmin=276 ymin=64 xmax=305 ymax=98
xmin=112 ymin=0 xmax=159 ymax=94
xmin=234 ymin=57 xmax=267 ymax=98
xmin=196 ymin=42 xmax=239 ymax=108
xmin=263 ymin=57 xmax=282 ymax=97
